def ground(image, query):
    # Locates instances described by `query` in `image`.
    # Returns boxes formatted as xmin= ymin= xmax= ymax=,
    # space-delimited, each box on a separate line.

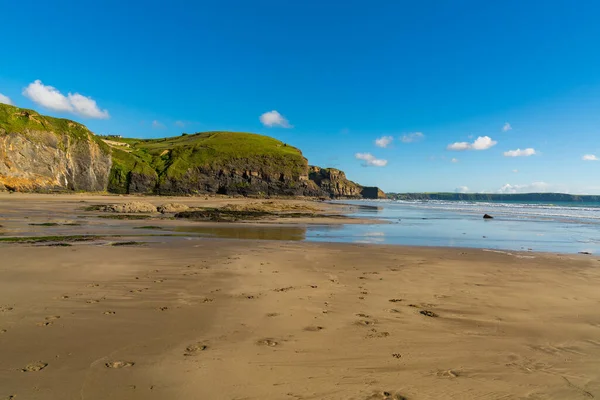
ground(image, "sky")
xmin=1 ymin=0 xmax=600 ymax=194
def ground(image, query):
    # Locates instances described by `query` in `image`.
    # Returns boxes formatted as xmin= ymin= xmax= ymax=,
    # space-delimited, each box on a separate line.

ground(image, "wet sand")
xmin=1 ymin=194 xmax=600 ymax=399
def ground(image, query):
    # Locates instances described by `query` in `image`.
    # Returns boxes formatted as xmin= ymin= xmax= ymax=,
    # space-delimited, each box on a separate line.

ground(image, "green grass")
xmin=111 ymin=241 xmax=145 ymax=246
xmin=104 ymin=131 xmax=307 ymax=192
xmin=28 ymin=222 xmax=60 ymax=226
xmin=0 ymin=103 xmax=110 ymax=154
xmin=0 ymin=235 xmax=99 ymax=243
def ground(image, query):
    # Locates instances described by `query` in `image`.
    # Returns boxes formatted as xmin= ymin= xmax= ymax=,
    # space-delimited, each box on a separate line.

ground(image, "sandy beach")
xmin=1 ymin=194 xmax=600 ymax=399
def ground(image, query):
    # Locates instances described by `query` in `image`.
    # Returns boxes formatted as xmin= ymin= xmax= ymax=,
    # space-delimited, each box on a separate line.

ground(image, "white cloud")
xmin=152 ymin=120 xmax=165 ymax=129
xmin=400 ymin=132 xmax=424 ymax=143
xmin=355 ymin=152 xmax=388 ymax=167
xmin=502 ymin=122 xmax=512 ymax=132
xmin=0 ymin=93 xmax=13 ymax=105
xmin=175 ymin=120 xmax=186 ymax=128
xmin=259 ymin=110 xmax=292 ymax=128
xmin=67 ymin=93 xmax=109 ymax=118
xmin=498 ymin=182 xmax=551 ymax=194
xmin=22 ymin=80 xmax=109 ymax=119
xmin=503 ymin=148 xmax=536 ymax=157
xmin=447 ymin=136 xmax=497 ymax=151
xmin=451 ymin=158 xmax=459 ymax=163
xmin=375 ymin=135 xmax=393 ymax=148
xmin=582 ymin=154 xmax=598 ymax=161
xmin=455 ymin=186 xmax=469 ymax=193
xmin=512 ymin=169 xmax=519 ymax=173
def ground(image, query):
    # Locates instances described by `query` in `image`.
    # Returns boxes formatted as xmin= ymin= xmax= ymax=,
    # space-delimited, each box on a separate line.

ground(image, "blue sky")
xmin=1 ymin=0 xmax=600 ymax=194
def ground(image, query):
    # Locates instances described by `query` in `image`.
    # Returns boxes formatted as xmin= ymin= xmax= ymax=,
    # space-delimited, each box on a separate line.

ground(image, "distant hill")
xmin=0 ymin=103 xmax=383 ymax=198
xmin=386 ymin=192 xmax=600 ymax=202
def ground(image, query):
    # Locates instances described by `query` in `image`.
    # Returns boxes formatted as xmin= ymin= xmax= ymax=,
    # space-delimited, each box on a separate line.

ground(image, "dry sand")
xmin=1 ymin=194 xmax=600 ymax=399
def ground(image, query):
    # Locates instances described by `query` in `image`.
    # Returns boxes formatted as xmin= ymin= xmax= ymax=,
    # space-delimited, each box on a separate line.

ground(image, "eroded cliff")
xmin=0 ymin=104 xmax=111 ymax=192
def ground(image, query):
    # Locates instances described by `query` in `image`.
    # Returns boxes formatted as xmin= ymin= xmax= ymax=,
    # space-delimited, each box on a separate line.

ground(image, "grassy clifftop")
xmin=104 ymin=131 xmax=309 ymax=194
xmin=0 ymin=103 xmax=109 ymax=153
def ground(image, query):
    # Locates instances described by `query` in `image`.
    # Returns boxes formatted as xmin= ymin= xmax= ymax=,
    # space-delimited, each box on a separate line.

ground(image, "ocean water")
xmin=303 ymin=200 xmax=600 ymax=254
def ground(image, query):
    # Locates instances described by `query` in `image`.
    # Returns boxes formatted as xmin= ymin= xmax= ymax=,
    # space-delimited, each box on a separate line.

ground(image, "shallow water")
xmin=317 ymin=200 xmax=600 ymax=254
xmin=177 ymin=200 xmax=600 ymax=254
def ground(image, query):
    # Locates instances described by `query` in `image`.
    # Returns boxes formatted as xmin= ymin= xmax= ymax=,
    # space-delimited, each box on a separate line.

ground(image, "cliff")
xmin=105 ymin=131 xmax=322 ymax=196
xmin=0 ymin=104 xmax=111 ymax=192
xmin=309 ymin=166 xmax=386 ymax=199
xmin=0 ymin=103 xmax=384 ymax=198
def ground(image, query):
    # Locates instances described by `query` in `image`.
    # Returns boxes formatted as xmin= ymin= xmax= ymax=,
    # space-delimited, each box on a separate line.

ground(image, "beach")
xmin=1 ymin=194 xmax=600 ymax=399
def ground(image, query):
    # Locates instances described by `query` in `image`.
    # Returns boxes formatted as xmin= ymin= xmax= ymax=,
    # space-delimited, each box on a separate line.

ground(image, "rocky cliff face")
xmin=308 ymin=166 xmax=385 ymax=199
xmin=0 ymin=105 xmax=111 ymax=192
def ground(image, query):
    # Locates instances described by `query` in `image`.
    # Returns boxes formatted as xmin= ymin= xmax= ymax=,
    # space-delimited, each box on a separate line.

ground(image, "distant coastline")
xmin=386 ymin=192 xmax=600 ymax=202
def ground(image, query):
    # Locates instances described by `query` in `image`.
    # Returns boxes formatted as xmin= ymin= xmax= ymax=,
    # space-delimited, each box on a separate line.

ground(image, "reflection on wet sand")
xmin=175 ymin=225 xmax=308 ymax=241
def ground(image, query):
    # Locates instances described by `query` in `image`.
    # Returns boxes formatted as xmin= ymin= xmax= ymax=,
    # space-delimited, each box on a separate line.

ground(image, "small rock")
xmin=483 ymin=214 xmax=493 ymax=219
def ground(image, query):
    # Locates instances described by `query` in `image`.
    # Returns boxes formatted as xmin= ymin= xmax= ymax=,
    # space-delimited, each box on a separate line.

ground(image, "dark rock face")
xmin=308 ymin=166 xmax=385 ymax=199
xmin=361 ymin=186 xmax=386 ymax=199
xmin=483 ymin=214 xmax=494 ymax=219
xmin=156 ymin=166 xmax=323 ymax=197
xmin=308 ymin=166 xmax=362 ymax=198
xmin=0 ymin=130 xmax=111 ymax=192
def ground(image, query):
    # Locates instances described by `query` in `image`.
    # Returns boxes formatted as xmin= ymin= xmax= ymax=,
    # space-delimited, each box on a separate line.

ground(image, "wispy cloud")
xmin=447 ymin=136 xmax=497 ymax=151
xmin=400 ymin=132 xmax=424 ymax=143
xmin=259 ymin=110 xmax=292 ymax=128
xmin=455 ymin=186 xmax=469 ymax=193
xmin=512 ymin=169 xmax=519 ymax=173
xmin=174 ymin=120 xmax=186 ymax=128
xmin=375 ymin=136 xmax=393 ymax=148
xmin=152 ymin=120 xmax=165 ymax=129
xmin=22 ymin=80 xmax=109 ymax=119
xmin=504 ymin=148 xmax=536 ymax=157
xmin=0 ymin=93 xmax=12 ymax=105
xmin=502 ymin=122 xmax=512 ymax=132
xmin=355 ymin=152 xmax=388 ymax=167
xmin=582 ymin=154 xmax=598 ymax=161
xmin=451 ymin=158 xmax=459 ymax=163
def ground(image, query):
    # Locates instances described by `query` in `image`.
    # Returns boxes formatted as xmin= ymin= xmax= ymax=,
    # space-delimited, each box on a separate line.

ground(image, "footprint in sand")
xmin=156 ymin=306 xmax=169 ymax=311
xmin=356 ymin=313 xmax=370 ymax=318
xmin=21 ymin=361 xmax=48 ymax=372
xmin=105 ymin=361 xmax=134 ymax=369
xmin=392 ymin=353 xmax=402 ymax=359
xmin=366 ymin=391 xmax=407 ymax=400
xmin=184 ymin=343 xmax=208 ymax=356
xmin=154 ymin=279 xmax=164 ymax=283
xmin=437 ymin=369 xmax=461 ymax=378
xmin=103 ymin=311 xmax=116 ymax=315
xmin=129 ymin=288 xmax=150 ymax=293
xmin=419 ymin=310 xmax=439 ymax=318
xmin=266 ymin=313 xmax=280 ymax=317
xmin=388 ymin=299 xmax=403 ymax=303
xmin=46 ymin=315 xmax=60 ymax=321
xmin=273 ymin=286 xmax=295 ymax=292
xmin=304 ymin=326 xmax=324 ymax=332
xmin=356 ymin=319 xmax=376 ymax=327
xmin=86 ymin=299 xmax=100 ymax=304
xmin=86 ymin=284 xmax=100 ymax=288
xmin=256 ymin=338 xmax=279 ymax=347
xmin=37 ymin=321 xmax=53 ymax=327
xmin=0 ymin=306 xmax=13 ymax=312
xmin=1 ymin=329 xmax=7 ymax=334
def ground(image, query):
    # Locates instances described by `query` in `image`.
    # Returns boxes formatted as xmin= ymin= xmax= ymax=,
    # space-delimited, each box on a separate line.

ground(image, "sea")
xmin=179 ymin=199 xmax=600 ymax=255
xmin=307 ymin=199 xmax=600 ymax=254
